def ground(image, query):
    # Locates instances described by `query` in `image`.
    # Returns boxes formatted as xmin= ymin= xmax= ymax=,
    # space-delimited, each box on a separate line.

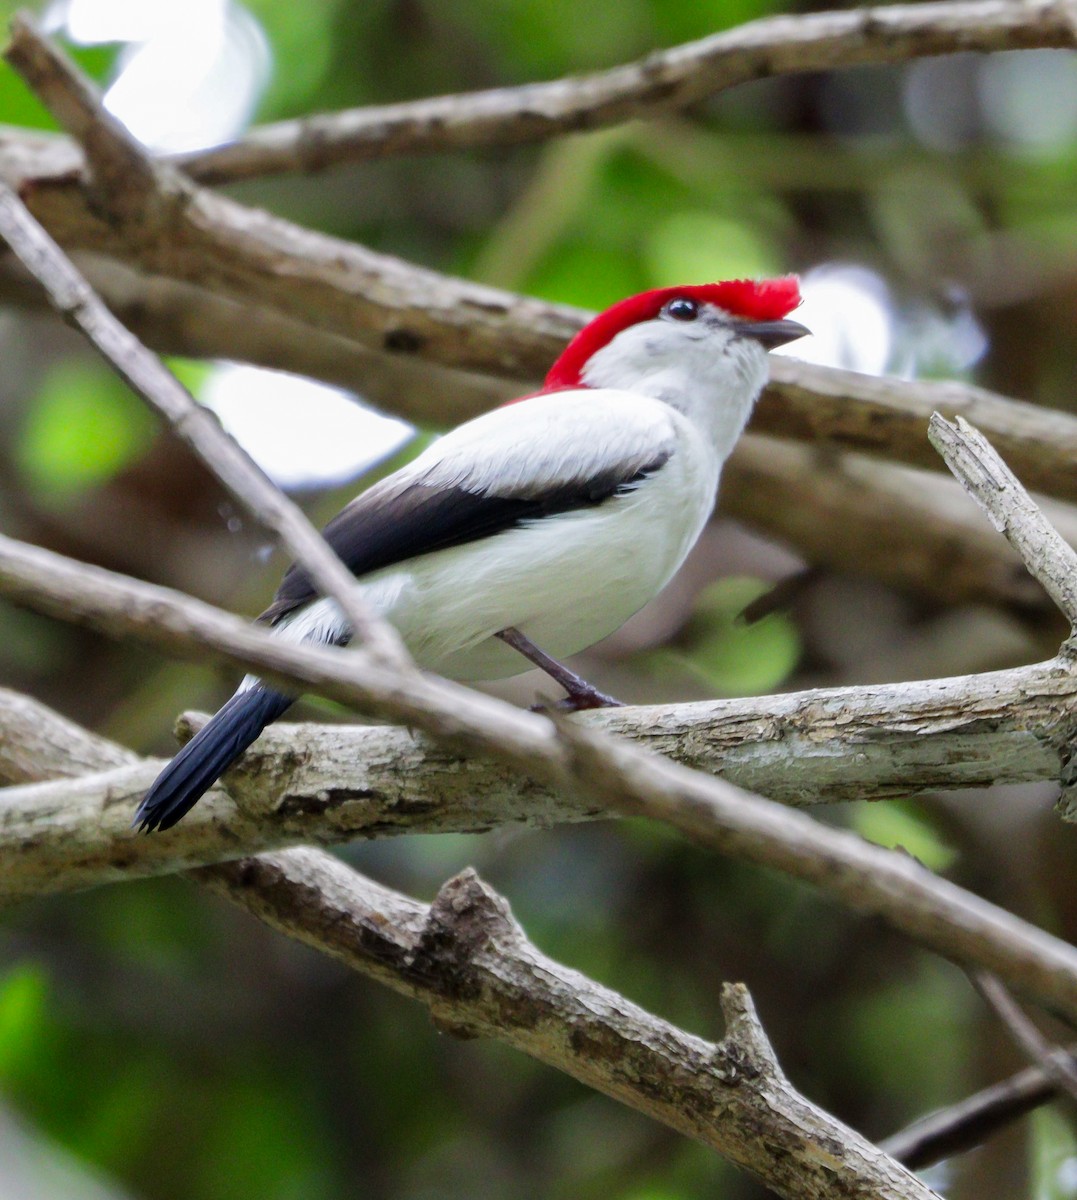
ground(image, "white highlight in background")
xmin=203 ymin=366 xmax=414 ymax=490
xmin=50 ymin=0 xmax=270 ymax=153
xmin=772 ymin=265 xmax=893 ymax=375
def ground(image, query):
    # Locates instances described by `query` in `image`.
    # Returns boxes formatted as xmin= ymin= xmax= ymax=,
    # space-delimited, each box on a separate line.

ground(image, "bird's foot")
xmin=530 ymin=684 xmax=625 ymax=713
xmin=495 ymin=627 xmax=624 ymax=712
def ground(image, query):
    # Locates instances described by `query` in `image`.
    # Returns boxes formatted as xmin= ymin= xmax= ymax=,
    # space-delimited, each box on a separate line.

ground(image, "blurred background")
xmin=2 ymin=0 xmax=1077 ymax=1196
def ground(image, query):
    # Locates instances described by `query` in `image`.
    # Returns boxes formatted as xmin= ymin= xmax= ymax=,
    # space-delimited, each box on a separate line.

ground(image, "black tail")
xmin=135 ymin=686 xmax=293 ymax=833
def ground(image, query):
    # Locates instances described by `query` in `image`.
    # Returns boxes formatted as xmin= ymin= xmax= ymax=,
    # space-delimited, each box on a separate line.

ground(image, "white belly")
xmin=277 ymin=426 xmax=719 ymax=681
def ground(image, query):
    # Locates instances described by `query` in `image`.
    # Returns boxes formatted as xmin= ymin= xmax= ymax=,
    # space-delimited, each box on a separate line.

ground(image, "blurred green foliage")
xmin=852 ymin=802 xmax=956 ymax=874
xmin=650 ymin=578 xmax=800 ymax=696
xmin=16 ymin=361 xmax=157 ymax=500
xmin=2 ymin=0 xmax=1076 ymax=1197
xmin=1031 ymin=1107 xmax=1077 ymax=1200
xmin=0 ymin=39 xmax=119 ymax=131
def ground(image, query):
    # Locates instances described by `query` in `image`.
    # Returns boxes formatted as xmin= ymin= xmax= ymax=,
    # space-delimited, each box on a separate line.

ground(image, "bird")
xmin=135 ymin=277 xmax=808 ymax=832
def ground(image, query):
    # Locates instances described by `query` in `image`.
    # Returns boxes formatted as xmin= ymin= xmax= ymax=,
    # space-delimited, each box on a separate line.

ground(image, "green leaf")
xmin=652 ymin=577 xmax=800 ymax=696
xmin=242 ymin=0 xmax=338 ymax=116
xmin=17 ymin=361 xmax=157 ymax=497
xmin=852 ymin=803 xmax=956 ymax=872
xmin=526 ymin=241 xmax=644 ymax=310
xmin=1032 ymin=1106 xmax=1077 ymax=1199
xmin=0 ymin=44 xmax=122 ymax=133
xmin=643 ymin=211 xmax=778 ymax=285
xmin=0 ymin=965 xmax=50 ymax=1083
xmin=165 ymin=356 xmax=215 ymax=395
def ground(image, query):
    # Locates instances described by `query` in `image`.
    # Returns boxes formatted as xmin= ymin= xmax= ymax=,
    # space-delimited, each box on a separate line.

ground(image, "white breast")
xmin=273 ymin=391 xmax=721 ymax=681
xmin=377 ymin=417 xmax=715 ymax=679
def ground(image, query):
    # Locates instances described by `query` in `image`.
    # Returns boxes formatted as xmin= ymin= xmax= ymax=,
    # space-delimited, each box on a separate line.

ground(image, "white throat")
xmin=579 ymin=319 xmax=770 ymax=462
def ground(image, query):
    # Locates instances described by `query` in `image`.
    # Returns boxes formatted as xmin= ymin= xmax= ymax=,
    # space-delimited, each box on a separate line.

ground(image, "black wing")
xmin=260 ymin=456 xmax=670 ymax=627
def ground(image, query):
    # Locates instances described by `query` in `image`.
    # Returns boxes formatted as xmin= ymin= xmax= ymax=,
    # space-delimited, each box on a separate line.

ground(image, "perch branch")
xmin=0 ymin=688 xmax=934 ymax=1199
xmin=0 ymin=645 xmax=1075 ymax=889
xmin=3 ymin=537 xmax=1077 ymax=1026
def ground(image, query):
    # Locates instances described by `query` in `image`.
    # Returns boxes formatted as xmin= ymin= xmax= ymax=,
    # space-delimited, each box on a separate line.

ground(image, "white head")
xmin=543 ymin=278 xmax=808 ymax=455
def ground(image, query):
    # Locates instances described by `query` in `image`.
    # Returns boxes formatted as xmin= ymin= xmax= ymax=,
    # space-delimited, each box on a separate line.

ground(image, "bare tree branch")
xmin=4 ymin=531 xmax=1077 ymax=1026
xmin=0 ymin=688 xmax=936 ymax=1198
xmin=6 ymin=26 xmax=1077 ymax=516
xmin=201 ymin=855 xmax=937 ymax=1200
xmin=0 ymin=648 xmax=1073 ymax=890
xmin=722 ymin=434 xmax=1075 ymax=615
xmin=971 ymin=971 xmax=1077 ymax=1103
xmin=14 ymin=1 xmax=1077 ymax=186
xmin=760 ymin=359 xmax=1077 ymax=507
xmin=4 ymin=689 xmax=1070 ymax=1183
xmin=0 ymin=253 xmax=517 ymax=425
xmin=929 ymin=414 xmax=1077 ymax=626
xmin=882 ymin=1047 xmax=1077 ymax=1169
xmin=0 ymin=26 xmax=410 ymax=672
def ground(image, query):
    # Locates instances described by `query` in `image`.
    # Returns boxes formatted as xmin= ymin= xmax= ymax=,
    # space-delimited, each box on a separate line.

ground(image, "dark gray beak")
xmin=737 ymin=318 xmax=811 ymax=350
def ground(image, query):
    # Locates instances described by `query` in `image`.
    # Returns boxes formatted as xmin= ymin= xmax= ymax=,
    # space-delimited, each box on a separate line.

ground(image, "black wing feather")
xmin=260 ymin=455 xmax=670 ymax=627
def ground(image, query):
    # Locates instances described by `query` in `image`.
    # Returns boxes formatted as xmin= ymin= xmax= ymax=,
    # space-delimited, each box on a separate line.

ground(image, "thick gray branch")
xmin=201 ymin=856 xmax=936 ymax=1200
xmin=5 ymin=37 xmax=1077 ymax=508
xmin=0 ymin=689 xmax=934 ymax=1198
xmin=3 ymin=654 xmax=1074 ymax=894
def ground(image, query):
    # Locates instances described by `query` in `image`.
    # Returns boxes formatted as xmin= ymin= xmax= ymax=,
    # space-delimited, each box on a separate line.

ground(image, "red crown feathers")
xmin=543 ymin=276 xmax=801 ymax=390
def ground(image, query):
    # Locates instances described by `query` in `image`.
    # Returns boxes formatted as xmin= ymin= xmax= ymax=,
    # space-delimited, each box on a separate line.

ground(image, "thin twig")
xmin=3 ymin=15 xmax=411 ymax=669
xmin=156 ymin=2 xmax=1077 ymax=182
xmin=0 ymin=180 xmax=409 ymax=671
xmin=6 ymin=11 xmax=164 ymax=221
xmin=928 ymin=414 xmax=1077 ymax=627
xmin=971 ymin=971 xmax=1077 ymax=1103
xmin=882 ymin=1047 xmax=1077 ymax=1169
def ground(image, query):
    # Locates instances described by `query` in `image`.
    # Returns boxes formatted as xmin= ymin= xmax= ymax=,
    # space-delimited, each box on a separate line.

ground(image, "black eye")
xmin=665 ymin=297 xmax=699 ymax=322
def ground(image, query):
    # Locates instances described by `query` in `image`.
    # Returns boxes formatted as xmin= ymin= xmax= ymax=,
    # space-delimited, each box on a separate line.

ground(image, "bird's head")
xmin=543 ymin=278 xmax=808 ymax=410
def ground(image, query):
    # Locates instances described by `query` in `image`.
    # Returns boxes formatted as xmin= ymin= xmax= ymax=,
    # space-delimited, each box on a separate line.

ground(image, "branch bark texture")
xmin=203 ymin=855 xmax=937 ymax=1200
xmin=15 ymin=1 xmax=1077 ymax=185
xmin=3 ymin=532 xmax=1077 ymax=1029
xmin=1 ymin=688 xmax=936 ymax=1200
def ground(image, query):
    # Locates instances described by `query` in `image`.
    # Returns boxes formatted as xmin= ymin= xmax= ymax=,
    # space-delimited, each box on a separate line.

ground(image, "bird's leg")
xmin=495 ymin=626 xmax=624 ymax=711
